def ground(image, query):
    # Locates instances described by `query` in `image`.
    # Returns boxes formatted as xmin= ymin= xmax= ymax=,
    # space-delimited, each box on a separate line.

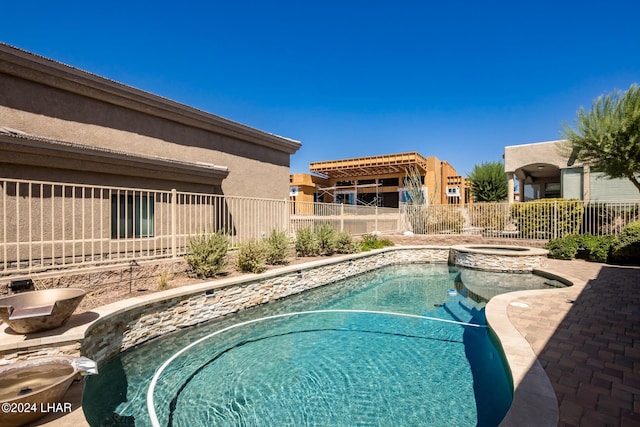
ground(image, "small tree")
xmin=402 ymin=165 xmax=429 ymax=234
xmin=403 ymin=165 xmax=427 ymax=205
xmin=467 ymin=161 xmax=508 ymax=202
xmin=561 ymin=84 xmax=640 ymax=194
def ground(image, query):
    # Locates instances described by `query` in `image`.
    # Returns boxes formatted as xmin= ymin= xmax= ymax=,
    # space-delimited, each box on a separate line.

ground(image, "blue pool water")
xmin=83 ymin=264 xmax=562 ymax=426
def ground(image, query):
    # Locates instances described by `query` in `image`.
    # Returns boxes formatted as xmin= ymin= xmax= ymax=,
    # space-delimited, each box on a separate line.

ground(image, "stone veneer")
xmin=449 ymin=245 xmax=548 ymax=272
xmin=0 ymin=259 xmax=189 ymax=298
xmin=80 ymin=247 xmax=449 ymax=365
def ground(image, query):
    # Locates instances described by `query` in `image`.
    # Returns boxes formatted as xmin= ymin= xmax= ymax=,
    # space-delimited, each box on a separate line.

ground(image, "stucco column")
xmin=507 ymin=173 xmax=514 ymax=204
xmin=518 ymin=178 xmax=525 ymax=202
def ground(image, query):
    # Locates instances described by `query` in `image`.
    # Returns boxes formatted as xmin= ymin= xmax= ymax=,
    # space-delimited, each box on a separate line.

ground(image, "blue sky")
xmin=3 ymin=1 xmax=639 ymax=176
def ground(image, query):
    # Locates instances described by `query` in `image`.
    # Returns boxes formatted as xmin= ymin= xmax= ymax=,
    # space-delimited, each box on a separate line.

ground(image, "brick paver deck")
xmin=509 ymin=259 xmax=640 ymax=427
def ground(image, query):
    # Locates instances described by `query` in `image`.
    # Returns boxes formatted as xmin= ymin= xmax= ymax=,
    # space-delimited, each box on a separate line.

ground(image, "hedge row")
xmin=185 ymin=227 xmax=394 ymax=277
xmin=511 ymin=198 xmax=584 ymax=239
xmin=545 ymin=220 xmax=640 ymax=265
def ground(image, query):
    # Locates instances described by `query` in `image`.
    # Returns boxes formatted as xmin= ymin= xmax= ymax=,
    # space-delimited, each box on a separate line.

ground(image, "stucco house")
xmin=0 ymin=43 xmax=301 ymax=273
xmin=0 ymin=43 xmax=300 ymax=197
xmin=504 ymin=140 xmax=640 ymax=203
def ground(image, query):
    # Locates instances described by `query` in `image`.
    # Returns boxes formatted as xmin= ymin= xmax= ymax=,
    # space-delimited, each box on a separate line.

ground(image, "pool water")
xmin=83 ymin=264 xmax=562 ymax=426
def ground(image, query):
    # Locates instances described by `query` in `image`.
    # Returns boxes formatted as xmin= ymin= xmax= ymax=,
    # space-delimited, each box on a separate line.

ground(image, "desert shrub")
xmin=236 ymin=239 xmax=268 ymax=273
xmin=335 ymin=231 xmax=360 ymax=254
xmin=545 ymin=235 xmax=579 ymax=260
xmin=432 ymin=207 xmax=465 ymax=233
xmin=469 ymin=203 xmax=510 ymax=230
xmin=511 ymin=199 xmax=584 ymax=239
xmin=158 ymin=270 xmax=170 ymax=290
xmin=610 ymin=220 xmax=640 ymax=265
xmin=295 ymin=227 xmax=320 ymax=257
xmin=315 ymin=223 xmax=338 ymax=255
xmin=265 ymin=230 xmax=290 ymax=265
xmin=184 ymin=232 xmax=229 ymax=278
xmin=379 ymin=237 xmax=394 ymax=247
xmin=403 ymin=205 xmax=464 ymax=234
xmin=360 ymin=233 xmax=383 ymax=251
xmin=360 ymin=233 xmax=394 ymax=251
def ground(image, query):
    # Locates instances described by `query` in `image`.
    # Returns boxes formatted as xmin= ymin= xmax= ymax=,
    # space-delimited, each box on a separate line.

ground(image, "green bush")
xmin=511 ymin=199 xmax=584 ymax=239
xmin=236 ymin=239 xmax=268 ymax=273
xmin=295 ymin=227 xmax=320 ymax=257
xmin=467 ymin=161 xmax=509 ymax=202
xmin=379 ymin=237 xmax=395 ymax=247
xmin=184 ymin=232 xmax=229 ymax=278
xmin=360 ymin=233 xmax=394 ymax=251
xmin=545 ymin=234 xmax=579 ymax=260
xmin=576 ymin=233 xmax=616 ymax=263
xmin=335 ymin=231 xmax=360 ymax=254
xmin=265 ymin=230 xmax=290 ymax=265
xmin=315 ymin=223 xmax=338 ymax=255
xmin=610 ymin=220 xmax=640 ymax=265
xmin=546 ymin=233 xmax=618 ymax=263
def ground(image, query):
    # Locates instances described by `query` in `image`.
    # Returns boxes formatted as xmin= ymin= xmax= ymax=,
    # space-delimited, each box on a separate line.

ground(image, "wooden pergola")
xmin=310 ymin=152 xmax=429 ymax=179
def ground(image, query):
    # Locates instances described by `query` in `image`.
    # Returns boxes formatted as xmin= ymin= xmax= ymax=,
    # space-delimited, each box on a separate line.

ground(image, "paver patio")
xmin=510 ymin=259 xmax=640 ymax=427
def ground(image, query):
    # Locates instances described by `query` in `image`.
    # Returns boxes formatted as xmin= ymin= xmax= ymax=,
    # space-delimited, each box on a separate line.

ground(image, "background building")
xmin=291 ymin=152 xmax=469 ymax=208
xmin=504 ymin=140 xmax=640 ymax=203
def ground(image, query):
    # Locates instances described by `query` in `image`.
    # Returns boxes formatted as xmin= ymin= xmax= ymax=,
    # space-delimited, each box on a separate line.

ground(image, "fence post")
xmin=284 ymin=199 xmax=290 ymax=236
xmin=340 ymin=203 xmax=344 ymax=232
xmin=553 ymin=200 xmax=558 ymax=239
xmin=375 ymin=205 xmax=379 ymax=233
xmin=171 ymin=188 xmax=177 ymax=259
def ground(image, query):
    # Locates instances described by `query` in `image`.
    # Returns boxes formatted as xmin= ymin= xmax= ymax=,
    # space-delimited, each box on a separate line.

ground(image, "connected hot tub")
xmin=449 ymin=244 xmax=548 ymax=272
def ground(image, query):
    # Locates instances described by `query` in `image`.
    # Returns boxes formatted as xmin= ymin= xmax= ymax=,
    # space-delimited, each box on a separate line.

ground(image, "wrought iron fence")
xmin=1 ymin=179 xmax=288 ymax=275
xmin=2 ymin=176 xmax=639 ymax=276
xmin=400 ymin=200 xmax=640 ymax=239
xmin=290 ymin=201 xmax=400 ymax=236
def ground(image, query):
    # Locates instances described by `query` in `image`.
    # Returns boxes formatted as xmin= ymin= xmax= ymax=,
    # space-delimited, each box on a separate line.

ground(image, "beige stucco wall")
xmin=504 ymin=140 xmax=573 ymax=173
xmin=0 ymin=45 xmax=300 ymax=199
xmin=0 ymin=75 xmax=290 ymax=198
xmin=0 ymin=44 xmax=301 ymax=272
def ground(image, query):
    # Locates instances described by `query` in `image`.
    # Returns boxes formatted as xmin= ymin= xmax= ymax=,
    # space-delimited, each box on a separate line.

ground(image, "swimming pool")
xmin=83 ymin=263 xmax=563 ymax=426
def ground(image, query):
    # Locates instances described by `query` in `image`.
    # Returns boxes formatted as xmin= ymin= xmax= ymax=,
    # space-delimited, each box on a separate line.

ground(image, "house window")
xmin=111 ymin=193 xmax=155 ymax=238
xmin=544 ymin=182 xmax=561 ymax=198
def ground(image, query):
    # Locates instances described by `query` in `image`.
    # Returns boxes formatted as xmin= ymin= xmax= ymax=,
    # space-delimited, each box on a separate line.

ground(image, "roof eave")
xmin=0 ymin=43 xmax=302 ymax=155
xmin=0 ymin=129 xmax=230 ymax=180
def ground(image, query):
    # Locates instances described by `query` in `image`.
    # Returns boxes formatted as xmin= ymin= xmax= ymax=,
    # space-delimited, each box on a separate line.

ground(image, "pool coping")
xmin=450 ymin=244 xmax=549 ymax=256
xmin=487 ymin=267 xmax=583 ymax=427
xmin=0 ymin=245 xmax=567 ymax=427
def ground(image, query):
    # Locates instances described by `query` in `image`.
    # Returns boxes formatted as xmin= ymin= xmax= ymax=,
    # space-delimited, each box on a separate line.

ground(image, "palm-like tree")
xmin=467 ymin=161 xmax=508 ymax=202
xmin=561 ymin=84 xmax=640 ymax=193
